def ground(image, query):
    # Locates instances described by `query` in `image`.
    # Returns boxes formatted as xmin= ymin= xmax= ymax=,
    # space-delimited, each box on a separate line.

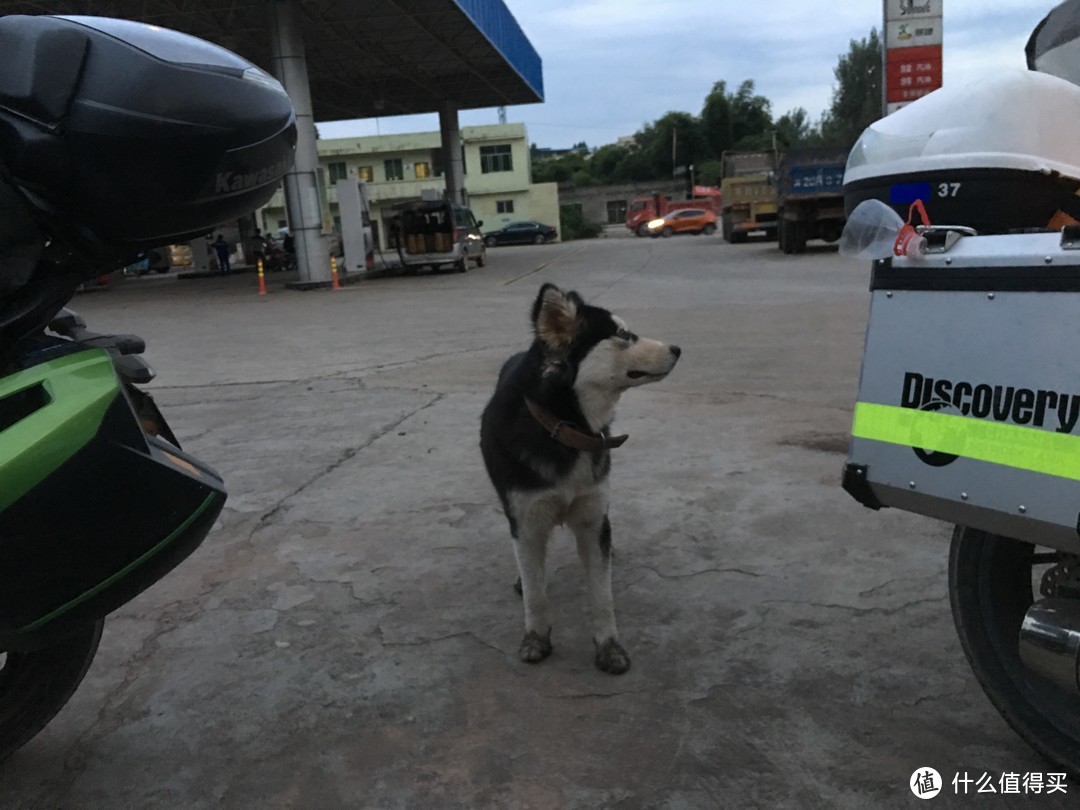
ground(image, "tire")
xmin=702 ymin=223 xmax=717 ymax=236
xmin=949 ymin=527 xmax=1080 ymax=773
xmin=533 ymin=234 xmax=545 ymax=245
xmin=819 ymin=220 xmax=844 ymax=244
xmin=485 ymin=236 xmax=497 ymax=247
xmin=721 ymin=213 xmax=734 ymax=243
xmin=792 ymin=221 xmax=808 ymax=254
xmin=730 ymin=229 xmax=748 ymax=244
xmin=779 ymin=219 xmax=793 ymax=254
xmin=661 ymin=226 xmax=673 ymax=238
xmin=455 ymin=259 xmax=467 ymax=273
xmin=0 ymin=620 xmax=104 ymax=762
xmin=636 ymin=224 xmax=650 ymax=237
xmin=779 ymin=220 xmax=798 ymax=254
xmin=475 ymin=250 xmax=486 ymax=268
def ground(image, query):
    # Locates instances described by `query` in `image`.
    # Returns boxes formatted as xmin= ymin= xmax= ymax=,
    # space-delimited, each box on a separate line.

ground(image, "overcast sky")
xmin=316 ymin=0 xmax=1057 ymax=148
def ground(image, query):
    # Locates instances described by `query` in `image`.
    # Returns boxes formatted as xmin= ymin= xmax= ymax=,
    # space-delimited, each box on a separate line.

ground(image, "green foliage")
xmin=775 ymin=108 xmax=812 ymax=149
xmin=700 ymin=79 xmax=775 ymax=154
xmin=559 ymin=205 xmax=602 ymax=240
xmin=533 ymin=151 xmax=588 ymax=184
xmin=694 ymin=158 xmax=724 ymax=186
xmin=819 ymin=28 xmax=883 ymax=148
xmin=730 ymin=80 xmax=773 ymax=147
xmin=700 ymin=81 xmax=734 ymax=157
xmin=531 ymin=33 xmax=882 ymax=184
xmin=630 ymin=111 xmax=707 ymax=180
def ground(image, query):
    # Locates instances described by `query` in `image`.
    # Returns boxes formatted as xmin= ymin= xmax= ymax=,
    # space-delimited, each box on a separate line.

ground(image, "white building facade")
xmin=259 ymin=122 xmax=560 ymax=250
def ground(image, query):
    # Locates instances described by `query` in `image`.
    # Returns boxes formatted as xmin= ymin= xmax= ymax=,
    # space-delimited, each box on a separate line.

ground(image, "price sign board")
xmin=884 ymin=0 xmax=943 ymax=113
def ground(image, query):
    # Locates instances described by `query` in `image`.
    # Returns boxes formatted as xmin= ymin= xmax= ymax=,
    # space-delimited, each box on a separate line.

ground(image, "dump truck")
xmin=626 ymin=186 xmax=721 ymax=236
xmin=720 ymin=150 xmax=778 ymax=243
xmin=776 ymin=148 xmax=848 ymax=254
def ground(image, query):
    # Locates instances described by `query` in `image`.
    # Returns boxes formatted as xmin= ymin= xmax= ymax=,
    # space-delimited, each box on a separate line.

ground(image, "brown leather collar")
xmin=525 ymin=398 xmax=628 ymax=451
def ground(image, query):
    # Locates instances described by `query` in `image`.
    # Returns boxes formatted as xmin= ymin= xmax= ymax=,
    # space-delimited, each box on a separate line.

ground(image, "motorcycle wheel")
xmin=0 ymin=619 xmax=104 ymax=762
xmin=949 ymin=526 xmax=1080 ymax=773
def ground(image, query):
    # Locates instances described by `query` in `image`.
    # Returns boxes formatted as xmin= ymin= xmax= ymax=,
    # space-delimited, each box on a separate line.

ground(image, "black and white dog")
xmin=480 ymin=283 xmax=681 ymax=674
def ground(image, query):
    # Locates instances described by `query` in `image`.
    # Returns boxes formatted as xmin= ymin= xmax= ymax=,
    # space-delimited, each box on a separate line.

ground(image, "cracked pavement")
xmin=1 ymin=236 xmax=1069 ymax=808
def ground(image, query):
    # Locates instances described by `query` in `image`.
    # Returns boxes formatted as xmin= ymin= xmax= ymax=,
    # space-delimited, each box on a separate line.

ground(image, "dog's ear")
xmin=532 ymin=283 xmax=583 ymax=348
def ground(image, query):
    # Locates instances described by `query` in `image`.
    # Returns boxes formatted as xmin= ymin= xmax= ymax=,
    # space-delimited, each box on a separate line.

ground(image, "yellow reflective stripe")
xmin=852 ymin=402 xmax=1080 ymax=482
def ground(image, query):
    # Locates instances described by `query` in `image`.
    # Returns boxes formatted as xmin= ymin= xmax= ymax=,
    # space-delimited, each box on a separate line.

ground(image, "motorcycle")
xmin=838 ymin=1 xmax=1080 ymax=774
xmin=0 ymin=14 xmax=295 ymax=760
xmin=842 ymin=220 xmax=1080 ymax=772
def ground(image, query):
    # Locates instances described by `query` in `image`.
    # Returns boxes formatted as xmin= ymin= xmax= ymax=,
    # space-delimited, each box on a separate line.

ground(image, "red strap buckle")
xmin=894 ymin=199 xmax=931 ymax=257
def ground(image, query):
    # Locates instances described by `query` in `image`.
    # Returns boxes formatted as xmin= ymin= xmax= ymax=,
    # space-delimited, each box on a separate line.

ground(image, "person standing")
xmin=212 ymin=234 xmax=231 ymax=275
xmin=250 ymin=228 xmax=266 ymax=267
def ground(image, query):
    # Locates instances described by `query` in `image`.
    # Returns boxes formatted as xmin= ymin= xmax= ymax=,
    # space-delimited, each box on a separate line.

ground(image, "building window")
xmin=496 ymin=200 xmax=515 ymax=214
xmin=384 ymin=158 xmax=404 ymax=182
xmin=480 ymin=144 xmax=513 ymax=173
xmin=327 ymin=161 xmax=348 ymax=183
xmin=606 ymin=199 xmax=628 ymax=225
xmin=414 ymin=162 xmax=431 ymax=179
xmin=358 ymin=165 xmax=373 ymax=182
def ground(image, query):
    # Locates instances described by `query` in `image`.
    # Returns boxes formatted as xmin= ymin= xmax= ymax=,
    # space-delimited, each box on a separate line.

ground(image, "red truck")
xmin=626 ymin=186 xmax=722 ymax=236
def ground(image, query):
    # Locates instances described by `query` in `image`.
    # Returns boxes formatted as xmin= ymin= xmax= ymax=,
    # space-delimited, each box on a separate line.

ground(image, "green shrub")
xmin=559 ymin=205 xmax=602 ymax=241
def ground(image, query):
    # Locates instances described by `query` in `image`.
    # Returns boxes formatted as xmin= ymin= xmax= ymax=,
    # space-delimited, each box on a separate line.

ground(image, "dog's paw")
xmin=513 ymin=577 xmax=522 ymax=596
xmin=519 ymin=630 xmax=553 ymax=664
xmin=594 ymin=637 xmax=631 ymax=675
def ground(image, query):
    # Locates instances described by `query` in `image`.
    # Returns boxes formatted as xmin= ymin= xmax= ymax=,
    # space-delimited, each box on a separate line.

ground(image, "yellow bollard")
xmin=330 ymin=254 xmax=342 ymax=291
xmin=257 ymin=257 xmax=267 ymax=296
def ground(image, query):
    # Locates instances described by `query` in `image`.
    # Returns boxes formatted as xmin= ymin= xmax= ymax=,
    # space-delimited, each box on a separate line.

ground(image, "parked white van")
xmin=391 ymin=199 xmax=486 ymax=273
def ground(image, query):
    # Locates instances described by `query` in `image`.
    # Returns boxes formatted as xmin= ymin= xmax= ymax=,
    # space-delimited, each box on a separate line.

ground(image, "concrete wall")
xmin=469 ymin=182 xmax=559 ymax=238
xmin=558 ymin=180 xmax=687 ymax=226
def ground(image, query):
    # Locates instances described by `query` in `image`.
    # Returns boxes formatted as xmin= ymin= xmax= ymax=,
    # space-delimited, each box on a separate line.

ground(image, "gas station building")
xmin=1 ymin=0 xmax=545 ymax=285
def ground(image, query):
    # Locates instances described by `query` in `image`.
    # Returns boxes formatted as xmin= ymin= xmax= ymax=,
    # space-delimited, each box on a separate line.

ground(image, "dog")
xmin=480 ymin=283 xmax=681 ymax=674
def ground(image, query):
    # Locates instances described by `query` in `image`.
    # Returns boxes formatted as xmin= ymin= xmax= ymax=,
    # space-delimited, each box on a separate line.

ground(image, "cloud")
xmin=317 ymin=0 xmax=1066 ymax=148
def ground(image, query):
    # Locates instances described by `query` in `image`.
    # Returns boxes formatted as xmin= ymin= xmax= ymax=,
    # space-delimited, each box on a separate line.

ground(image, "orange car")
xmin=646 ymin=208 xmax=718 ymax=237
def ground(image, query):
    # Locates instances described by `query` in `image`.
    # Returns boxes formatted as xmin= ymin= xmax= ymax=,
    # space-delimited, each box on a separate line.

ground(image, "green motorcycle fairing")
xmin=0 ymin=349 xmax=122 ymax=511
xmin=0 ymin=348 xmax=225 ymax=651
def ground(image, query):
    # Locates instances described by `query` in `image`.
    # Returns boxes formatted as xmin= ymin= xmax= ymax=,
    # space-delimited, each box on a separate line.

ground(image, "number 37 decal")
xmin=938 ymin=182 xmax=961 ymax=198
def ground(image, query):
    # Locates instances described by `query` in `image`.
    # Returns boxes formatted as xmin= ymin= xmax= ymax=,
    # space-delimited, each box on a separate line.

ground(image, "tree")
xmin=700 ymin=79 xmax=776 ymax=155
xmin=588 ymin=144 xmax=632 ymax=182
xmin=819 ymin=28 xmax=883 ymax=148
xmin=532 ymin=74 xmax=824 ymax=186
xmin=774 ymin=107 xmax=818 ymax=149
xmin=694 ymin=158 xmax=724 ymax=186
xmin=635 ymin=111 xmax=708 ymax=179
xmin=700 ymin=81 xmax=734 ymax=158
xmin=533 ymin=151 xmax=589 ymax=184
xmin=730 ymin=80 xmax=773 ymax=148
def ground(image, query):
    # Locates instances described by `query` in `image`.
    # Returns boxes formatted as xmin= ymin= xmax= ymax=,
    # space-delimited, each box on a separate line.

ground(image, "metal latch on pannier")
xmin=922 ymin=225 xmax=977 ymax=254
xmin=1061 ymin=224 xmax=1080 ymax=250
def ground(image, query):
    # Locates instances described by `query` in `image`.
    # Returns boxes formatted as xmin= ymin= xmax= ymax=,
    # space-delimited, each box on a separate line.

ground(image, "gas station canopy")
xmin=0 ymin=0 xmax=544 ymax=120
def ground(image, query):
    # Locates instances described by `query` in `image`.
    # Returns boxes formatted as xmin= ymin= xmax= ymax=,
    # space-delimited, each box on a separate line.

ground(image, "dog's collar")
xmin=524 ymin=398 xmax=628 ymax=451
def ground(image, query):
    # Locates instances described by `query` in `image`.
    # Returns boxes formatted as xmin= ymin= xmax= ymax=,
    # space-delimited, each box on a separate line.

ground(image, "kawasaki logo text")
xmin=901 ymin=372 xmax=1080 ymax=434
xmin=214 ymin=158 xmax=290 ymax=194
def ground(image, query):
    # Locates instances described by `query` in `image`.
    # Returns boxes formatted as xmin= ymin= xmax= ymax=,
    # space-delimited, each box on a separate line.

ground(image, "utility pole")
xmin=672 ymin=127 xmax=678 ymax=177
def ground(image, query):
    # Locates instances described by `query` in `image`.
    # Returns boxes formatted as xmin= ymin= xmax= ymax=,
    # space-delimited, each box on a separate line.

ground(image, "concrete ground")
xmin=1 ymin=236 xmax=1071 ymax=808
